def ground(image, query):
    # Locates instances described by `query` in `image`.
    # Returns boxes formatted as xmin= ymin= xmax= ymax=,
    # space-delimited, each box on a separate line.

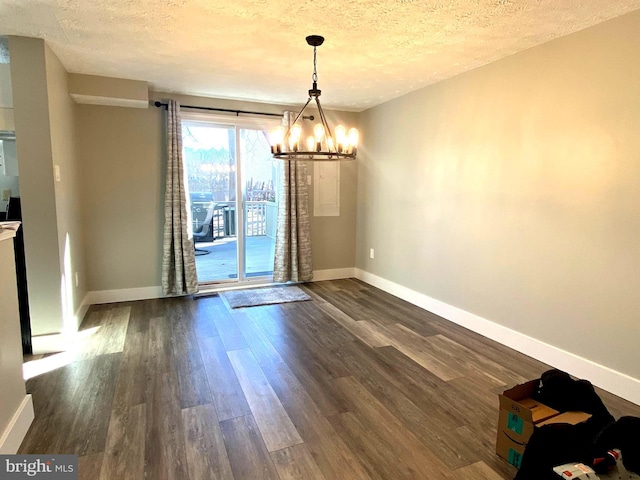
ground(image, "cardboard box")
xmin=496 ymin=379 xmax=592 ymax=469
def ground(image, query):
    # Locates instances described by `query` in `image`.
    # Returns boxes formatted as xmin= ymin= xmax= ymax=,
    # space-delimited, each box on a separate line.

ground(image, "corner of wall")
xmin=0 ymin=395 xmax=34 ymax=454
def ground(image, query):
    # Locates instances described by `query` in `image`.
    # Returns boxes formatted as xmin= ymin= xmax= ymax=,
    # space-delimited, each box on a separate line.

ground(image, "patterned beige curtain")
xmin=161 ymin=100 xmax=198 ymax=295
xmin=273 ymin=111 xmax=313 ymax=282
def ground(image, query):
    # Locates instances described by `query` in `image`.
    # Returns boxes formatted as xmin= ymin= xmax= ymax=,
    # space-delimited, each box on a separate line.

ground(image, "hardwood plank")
xmin=383 ymin=323 xmax=463 ymax=381
xmin=422 ymin=333 xmax=521 ymax=387
xmin=453 ymin=461 xmax=504 ymax=480
xmin=259 ymin=304 xmax=296 ymax=337
xmin=277 ymin=324 xmax=353 ymax=380
xmin=74 ymin=309 xmax=109 ymax=359
xmin=333 ymin=340 xmax=476 ymax=470
xmin=97 ymin=306 xmax=131 ymax=355
xmin=112 ymin=331 xmax=147 ymax=409
xmin=313 ymin=300 xmax=392 ymax=348
xmin=220 ymin=415 xmax=280 ymax=480
xmin=187 ymin=297 xmax=219 ymax=338
xmin=100 ymin=404 xmax=146 ymax=480
xmin=428 ymin=315 xmax=548 ymax=381
xmin=181 ymin=403 xmax=234 ymax=480
xmin=171 ymin=314 xmax=212 ymax=408
xmin=209 ymin=304 xmax=249 ymax=351
xmin=271 ymin=443 xmax=326 ymax=480
xmin=65 ymin=353 xmax=121 ymax=456
xmin=147 ymin=316 xmax=175 ymax=375
xmin=454 ymin=423 xmax=518 ymax=480
xmin=231 ymin=309 xmax=284 ymax=367
xmin=262 ymin=362 xmax=372 ymax=480
xmin=20 ymin=359 xmax=93 ymax=454
xmin=228 ymin=348 xmax=303 ymax=452
xmin=331 ymin=375 xmax=456 ymax=479
xmin=144 ymin=372 xmax=189 ymax=480
xmin=78 ymin=453 xmax=103 ymax=480
xmin=294 ymin=301 xmax=358 ymax=347
xmin=329 ymin=410 xmax=422 ymax=480
xmin=266 ymin=332 xmax=351 ymax=417
xmin=198 ymin=335 xmax=252 ymax=421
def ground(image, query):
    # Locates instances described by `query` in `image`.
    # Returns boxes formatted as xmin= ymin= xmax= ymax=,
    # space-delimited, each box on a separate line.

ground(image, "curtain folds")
xmin=273 ymin=111 xmax=313 ymax=283
xmin=161 ymin=100 xmax=199 ymax=295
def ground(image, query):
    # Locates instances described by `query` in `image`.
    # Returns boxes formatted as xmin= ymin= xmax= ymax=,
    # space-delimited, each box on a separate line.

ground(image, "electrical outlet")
xmin=2 ymin=189 xmax=10 ymax=201
xmin=54 ymin=165 xmax=61 ymax=182
xmin=370 ymin=248 xmax=375 ymax=259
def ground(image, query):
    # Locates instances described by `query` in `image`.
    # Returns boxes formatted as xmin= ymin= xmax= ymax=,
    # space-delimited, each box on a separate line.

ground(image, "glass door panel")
xmin=182 ymin=121 xmax=238 ymax=283
xmin=239 ymin=128 xmax=278 ymax=278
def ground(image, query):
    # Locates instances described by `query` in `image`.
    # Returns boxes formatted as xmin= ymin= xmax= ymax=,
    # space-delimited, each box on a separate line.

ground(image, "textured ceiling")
xmin=1 ymin=1 xmax=639 ymax=111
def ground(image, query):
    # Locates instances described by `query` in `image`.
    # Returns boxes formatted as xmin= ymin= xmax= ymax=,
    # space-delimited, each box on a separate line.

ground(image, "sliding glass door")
xmin=182 ymin=114 xmax=279 ymax=285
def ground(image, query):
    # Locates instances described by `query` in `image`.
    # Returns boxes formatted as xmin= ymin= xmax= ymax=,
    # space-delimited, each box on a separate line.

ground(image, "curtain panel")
xmin=161 ymin=100 xmax=199 ymax=295
xmin=273 ymin=111 xmax=313 ymax=283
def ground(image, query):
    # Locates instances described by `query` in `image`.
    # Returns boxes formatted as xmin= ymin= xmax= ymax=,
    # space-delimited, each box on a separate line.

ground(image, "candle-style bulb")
xmin=335 ymin=125 xmax=346 ymax=152
xmin=348 ymin=128 xmax=359 ymax=149
xmin=270 ymin=127 xmax=284 ymax=153
xmin=291 ymin=124 xmax=302 ymax=141
xmin=314 ymin=124 xmax=325 ymax=142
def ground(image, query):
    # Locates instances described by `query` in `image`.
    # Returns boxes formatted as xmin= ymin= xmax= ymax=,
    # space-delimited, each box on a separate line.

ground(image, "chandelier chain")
xmin=312 ymin=46 xmax=318 ymax=83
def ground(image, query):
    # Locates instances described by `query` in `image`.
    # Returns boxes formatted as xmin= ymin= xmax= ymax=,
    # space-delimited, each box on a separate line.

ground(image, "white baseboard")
xmin=32 ymin=333 xmax=70 ymax=354
xmin=313 ymin=268 xmax=356 ymax=282
xmin=0 ymin=395 xmax=34 ymax=454
xmin=86 ymin=286 xmax=163 ymax=305
xmin=355 ymin=268 xmax=640 ymax=406
xmin=75 ymin=292 xmax=91 ymax=329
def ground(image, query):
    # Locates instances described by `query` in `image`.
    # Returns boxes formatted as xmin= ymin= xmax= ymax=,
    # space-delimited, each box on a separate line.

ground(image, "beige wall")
xmin=357 ymin=11 xmax=640 ymax=380
xmin=9 ymin=36 xmax=64 ymax=336
xmin=79 ymin=93 xmax=356 ymax=291
xmin=8 ymin=36 xmax=85 ymax=339
xmin=44 ymin=44 xmax=86 ymax=326
xmin=78 ymin=104 xmax=164 ymax=291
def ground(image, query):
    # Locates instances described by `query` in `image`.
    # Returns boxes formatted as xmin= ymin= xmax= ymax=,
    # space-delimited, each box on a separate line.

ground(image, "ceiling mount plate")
xmin=306 ymin=35 xmax=325 ymax=47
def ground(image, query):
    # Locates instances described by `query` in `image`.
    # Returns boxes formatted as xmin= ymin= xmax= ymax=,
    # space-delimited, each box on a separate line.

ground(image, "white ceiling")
xmin=1 ymin=0 xmax=639 ymax=111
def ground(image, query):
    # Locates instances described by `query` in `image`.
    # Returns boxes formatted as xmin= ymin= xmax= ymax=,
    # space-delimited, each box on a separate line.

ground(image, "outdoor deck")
xmin=195 ymin=235 xmax=275 ymax=283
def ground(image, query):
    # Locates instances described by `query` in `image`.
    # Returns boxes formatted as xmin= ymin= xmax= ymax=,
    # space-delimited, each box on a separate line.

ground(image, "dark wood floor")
xmin=20 ymin=279 xmax=640 ymax=479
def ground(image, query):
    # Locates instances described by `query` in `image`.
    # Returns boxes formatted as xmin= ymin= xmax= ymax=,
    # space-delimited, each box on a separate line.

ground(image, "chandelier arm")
xmin=315 ymin=97 xmax=336 ymax=152
xmin=282 ymin=97 xmax=313 ymax=140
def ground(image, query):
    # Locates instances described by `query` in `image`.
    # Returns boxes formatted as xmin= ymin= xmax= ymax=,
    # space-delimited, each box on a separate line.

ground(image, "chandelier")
xmin=270 ymin=35 xmax=359 ymax=161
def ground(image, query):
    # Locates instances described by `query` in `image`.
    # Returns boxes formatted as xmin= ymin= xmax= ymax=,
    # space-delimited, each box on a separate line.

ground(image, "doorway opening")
xmin=182 ymin=114 xmax=280 ymax=286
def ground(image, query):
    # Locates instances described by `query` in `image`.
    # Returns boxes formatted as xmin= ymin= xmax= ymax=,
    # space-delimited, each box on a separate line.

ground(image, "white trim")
xmin=86 ymin=286 xmax=163 ymax=305
xmin=355 ymin=268 xmax=640 ymax=406
xmin=75 ymin=292 xmax=91 ymax=329
xmin=0 ymin=221 xmax=20 ymax=242
xmin=32 ymin=333 xmax=69 ymax=354
xmin=313 ymin=268 xmax=356 ymax=282
xmin=0 ymin=395 xmax=34 ymax=454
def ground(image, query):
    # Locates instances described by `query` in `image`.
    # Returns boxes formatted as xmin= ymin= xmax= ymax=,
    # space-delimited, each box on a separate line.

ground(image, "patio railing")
xmin=191 ymin=201 xmax=277 ymax=239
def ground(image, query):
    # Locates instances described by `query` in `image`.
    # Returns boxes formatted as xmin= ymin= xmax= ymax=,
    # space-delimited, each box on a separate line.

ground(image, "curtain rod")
xmin=153 ymin=101 xmax=314 ymax=120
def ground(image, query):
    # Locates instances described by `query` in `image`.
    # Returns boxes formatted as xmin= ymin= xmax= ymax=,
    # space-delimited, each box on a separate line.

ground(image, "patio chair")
xmin=193 ymin=202 xmax=216 ymax=255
